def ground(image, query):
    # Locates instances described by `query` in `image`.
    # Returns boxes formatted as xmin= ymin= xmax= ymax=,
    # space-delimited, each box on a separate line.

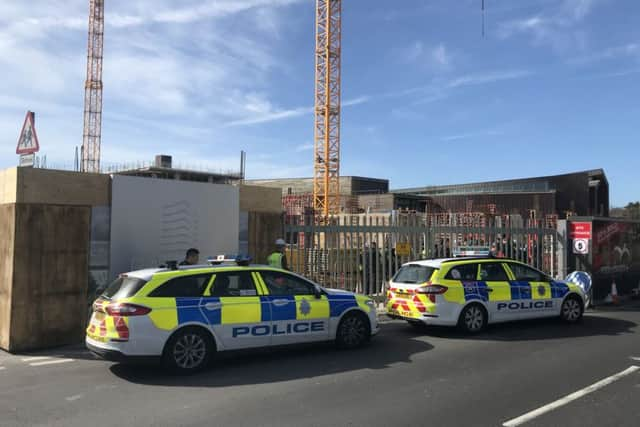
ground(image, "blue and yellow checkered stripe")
xmin=461 ymin=281 xmax=571 ymax=303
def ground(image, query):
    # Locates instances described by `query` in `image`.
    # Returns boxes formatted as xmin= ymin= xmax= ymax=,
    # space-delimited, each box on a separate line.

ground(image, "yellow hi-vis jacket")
xmin=267 ymin=252 xmax=284 ymax=268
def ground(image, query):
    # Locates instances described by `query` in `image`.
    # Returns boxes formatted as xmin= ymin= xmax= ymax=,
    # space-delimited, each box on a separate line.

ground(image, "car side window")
xmin=445 ymin=263 xmax=478 ymax=281
xmin=149 ymin=274 xmax=212 ymax=297
xmin=210 ymin=271 xmax=257 ymax=297
xmin=508 ymin=263 xmax=545 ymax=282
xmin=479 ymin=263 xmax=509 ymax=281
xmin=260 ymin=271 xmax=317 ymax=296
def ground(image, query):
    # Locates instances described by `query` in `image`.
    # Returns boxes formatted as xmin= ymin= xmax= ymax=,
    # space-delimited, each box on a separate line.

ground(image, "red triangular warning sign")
xmin=16 ymin=111 xmax=40 ymax=155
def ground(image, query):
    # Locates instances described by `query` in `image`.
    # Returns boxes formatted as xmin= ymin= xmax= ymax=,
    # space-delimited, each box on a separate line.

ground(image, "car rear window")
xmin=102 ymin=276 xmax=148 ymax=300
xmin=392 ymin=265 xmax=436 ymax=284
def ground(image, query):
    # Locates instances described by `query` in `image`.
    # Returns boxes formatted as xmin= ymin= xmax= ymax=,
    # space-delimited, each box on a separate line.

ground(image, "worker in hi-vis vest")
xmin=267 ymin=238 xmax=288 ymax=270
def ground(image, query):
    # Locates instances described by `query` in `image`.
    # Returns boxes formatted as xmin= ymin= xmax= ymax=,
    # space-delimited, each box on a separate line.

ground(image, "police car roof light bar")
xmin=206 ymin=254 xmax=253 ymax=267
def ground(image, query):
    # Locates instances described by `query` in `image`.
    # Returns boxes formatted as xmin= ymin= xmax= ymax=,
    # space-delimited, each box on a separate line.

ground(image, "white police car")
xmin=386 ymin=257 xmax=589 ymax=333
xmin=87 ymin=258 xmax=379 ymax=373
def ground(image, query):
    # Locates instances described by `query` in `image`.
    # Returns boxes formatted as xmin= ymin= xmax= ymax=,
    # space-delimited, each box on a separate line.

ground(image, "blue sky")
xmin=0 ymin=0 xmax=637 ymax=206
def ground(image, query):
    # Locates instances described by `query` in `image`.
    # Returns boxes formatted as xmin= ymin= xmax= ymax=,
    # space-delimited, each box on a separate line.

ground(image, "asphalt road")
xmin=1 ymin=308 xmax=639 ymax=427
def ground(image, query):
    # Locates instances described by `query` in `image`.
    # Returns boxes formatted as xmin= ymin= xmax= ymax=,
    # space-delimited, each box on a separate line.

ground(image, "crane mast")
xmin=313 ymin=0 xmax=341 ymax=216
xmin=82 ymin=0 xmax=104 ymax=173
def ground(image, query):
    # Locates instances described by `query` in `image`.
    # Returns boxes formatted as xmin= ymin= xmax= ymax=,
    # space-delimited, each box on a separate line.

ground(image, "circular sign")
xmin=573 ymin=238 xmax=588 ymax=254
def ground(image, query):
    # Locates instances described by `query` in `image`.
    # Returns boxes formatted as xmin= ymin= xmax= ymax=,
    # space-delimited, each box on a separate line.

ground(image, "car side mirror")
xmin=314 ymin=286 xmax=323 ymax=299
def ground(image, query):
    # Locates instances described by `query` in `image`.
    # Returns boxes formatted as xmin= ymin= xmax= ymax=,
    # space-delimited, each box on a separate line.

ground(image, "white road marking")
xmin=21 ymin=356 xmax=52 ymax=362
xmin=503 ymin=365 xmax=640 ymax=427
xmin=29 ymin=358 xmax=74 ymax=367
xmin=65 ymin=394 xmax=84 ymax=402
xmin=0 ymin=366 xmax=6 ymax=371
xmin=630 ymin=357 xmax=640 ymax=361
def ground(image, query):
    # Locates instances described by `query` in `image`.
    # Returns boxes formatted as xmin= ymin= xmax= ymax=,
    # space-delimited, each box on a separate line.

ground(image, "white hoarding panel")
xmin=110 ymin=176 xmax=239 ymax=279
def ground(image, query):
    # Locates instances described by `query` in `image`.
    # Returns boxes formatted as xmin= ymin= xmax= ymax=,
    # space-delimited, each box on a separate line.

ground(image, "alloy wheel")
xmin=464 ymin=306 xmax=485 ymax=332
xmin=173 ymin=333 xmax=207 ymax=369
xmin=562 ymin=298 xmax=582 ymax=322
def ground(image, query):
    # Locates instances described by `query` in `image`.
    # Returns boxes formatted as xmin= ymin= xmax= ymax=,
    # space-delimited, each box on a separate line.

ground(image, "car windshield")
xmin=101 ymin=276 xmax=148 ymax=300
xmin=393 ymin=265 xmax=436 ymax=284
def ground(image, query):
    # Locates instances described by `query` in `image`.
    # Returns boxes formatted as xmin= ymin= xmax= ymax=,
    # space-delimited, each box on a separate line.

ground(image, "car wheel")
xmin=458 ymin=304 xmax=487 ymax=334
xmin=163 ymin=327 xmax=214 ymax=374
xmin=336 ymin=312 xmax=371 ymax=349
xmin=561 ymin=295 xmax=583 ymax=323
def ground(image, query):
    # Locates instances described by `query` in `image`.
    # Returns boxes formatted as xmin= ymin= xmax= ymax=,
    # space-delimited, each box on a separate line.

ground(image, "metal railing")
xmin=284 ymin=214 xmax=561 ymax=296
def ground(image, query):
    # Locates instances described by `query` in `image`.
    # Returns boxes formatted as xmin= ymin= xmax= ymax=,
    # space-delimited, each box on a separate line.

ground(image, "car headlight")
xmin=365 ymin=299 xmax=376 ymax=307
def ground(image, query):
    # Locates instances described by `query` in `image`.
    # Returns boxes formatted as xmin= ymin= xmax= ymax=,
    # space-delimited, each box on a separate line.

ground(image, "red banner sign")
xmin=569 ymin=222 xmax=592 ymax=239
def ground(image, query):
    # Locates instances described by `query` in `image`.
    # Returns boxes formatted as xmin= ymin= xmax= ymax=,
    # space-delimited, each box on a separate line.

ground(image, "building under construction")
xmin=247 ymin=176 xmax=388 ymax=215
xmin=113 ymin=155 xmax=243 ymax=185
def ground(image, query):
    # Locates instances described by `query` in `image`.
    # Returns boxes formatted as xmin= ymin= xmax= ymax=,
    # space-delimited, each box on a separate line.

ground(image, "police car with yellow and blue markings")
xmin=87 ymin=257 xmax=379 ymax=373
xmin=386 ymin=256 xmax=588 ymax=333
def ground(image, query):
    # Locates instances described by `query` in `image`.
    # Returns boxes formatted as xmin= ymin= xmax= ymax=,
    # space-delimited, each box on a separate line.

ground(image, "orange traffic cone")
xmin=611 ymin=281 xmax=619 ymax=305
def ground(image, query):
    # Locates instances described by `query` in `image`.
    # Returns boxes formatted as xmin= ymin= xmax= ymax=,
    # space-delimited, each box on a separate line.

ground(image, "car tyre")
xmin=163 ymin=326 xmax=215 ymax=374
xmin=457 ymin=303 xmax=487 ymax=334
xmin=560 ymin=295 xmax=583 ymax=323
xmin=336 ymin=312 xmax=371 ymax=349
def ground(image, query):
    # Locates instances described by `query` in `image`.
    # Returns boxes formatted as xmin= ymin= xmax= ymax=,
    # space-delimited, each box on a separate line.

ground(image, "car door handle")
xmin=272 ymin=299 xmax=290 ymax=307
xmin=204 ymin=302 xmax=222 ymax=311
xmin=485 ymin=288 xmax=494 ymax=292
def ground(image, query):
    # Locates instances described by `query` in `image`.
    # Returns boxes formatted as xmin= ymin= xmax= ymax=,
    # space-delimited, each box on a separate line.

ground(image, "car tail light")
xmin=415 ymin=284 xmax=448 ymax=303
xmin=105 ymin=303 xmax=151 ymax=316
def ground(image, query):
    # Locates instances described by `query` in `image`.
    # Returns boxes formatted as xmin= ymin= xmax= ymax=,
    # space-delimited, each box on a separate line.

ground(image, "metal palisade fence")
xmin=284 ymin=213 xmax=561 ymax=297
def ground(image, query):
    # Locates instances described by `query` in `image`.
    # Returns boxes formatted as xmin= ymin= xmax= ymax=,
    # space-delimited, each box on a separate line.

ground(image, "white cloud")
xmin=226 ymin=96 xmax=373 ymax=127
xmin=432 ymin=44 xmax=451 ymax=66
xmin=562 ymin=0 xmax=597 ymax=21
xmin=568 ymin=43 xmax=640 ymax=65
xmin=295 ymin=143 xmax=314 ymax=152
xmin=343 ymin=96 xmax=372 ymax=107
xmin=226 ymin=107 xmax=312 ymax=127
xmin=441 ymin=129 xmax=504 ymax=142
xmin=447 ymin=70 xmax=533 ymax=89
xmin=498 ymin=0 xmax=597 ymax=52
xmin=402 ymin=41 xmax=452 ymax=69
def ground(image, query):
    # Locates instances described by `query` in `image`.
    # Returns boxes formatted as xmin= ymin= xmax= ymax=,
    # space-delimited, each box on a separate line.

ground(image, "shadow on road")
xmin=409 ymin=313 xmax=637 ymax=341
xmin=3 ymin=344 xmax=99 ymax=362
xmin=110 ymin=324 xmax=433 ymax=386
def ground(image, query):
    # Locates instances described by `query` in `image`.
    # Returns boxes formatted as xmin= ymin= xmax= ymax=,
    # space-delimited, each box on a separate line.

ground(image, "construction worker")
xmin=267 ymin=238 xmax=288 ymax=270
